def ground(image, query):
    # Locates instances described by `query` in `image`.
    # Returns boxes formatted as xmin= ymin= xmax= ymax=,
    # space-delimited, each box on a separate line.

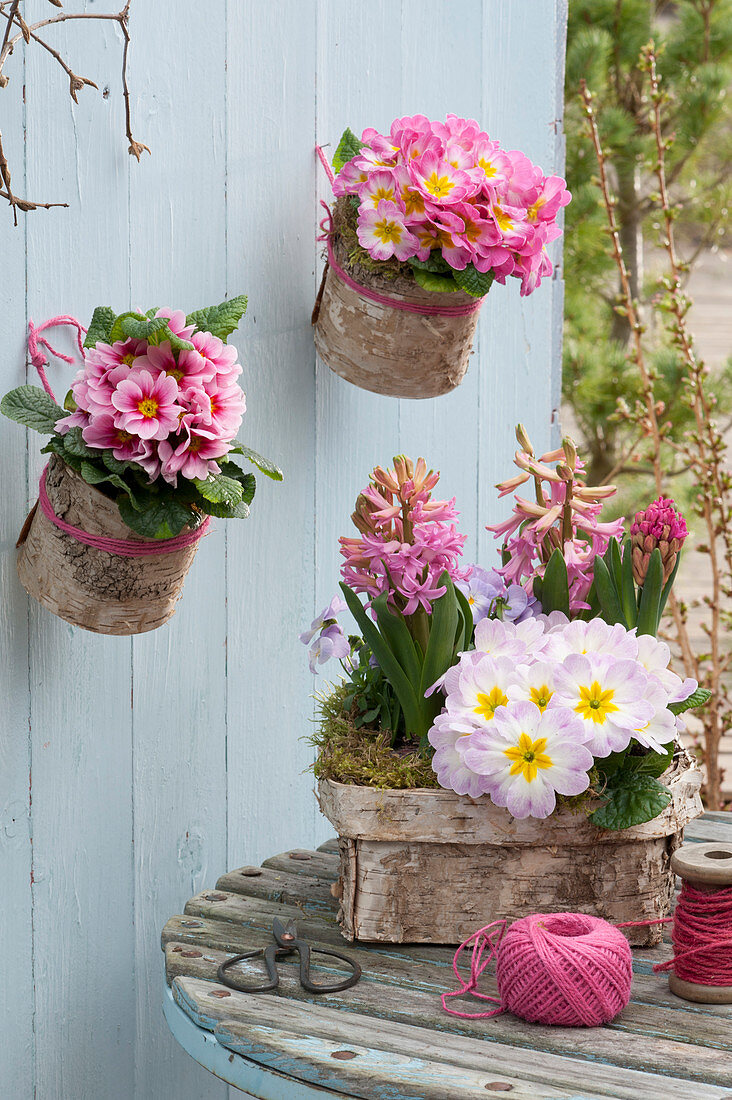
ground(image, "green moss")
xmin=331 ymin=197 xmax=414 ymax=283
xmin=310 ymin=683 xmax=438 ymax=790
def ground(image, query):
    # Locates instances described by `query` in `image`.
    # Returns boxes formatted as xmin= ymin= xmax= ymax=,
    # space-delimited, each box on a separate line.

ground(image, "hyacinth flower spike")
xmin=592 ymin=497 xmax=688 ymax=637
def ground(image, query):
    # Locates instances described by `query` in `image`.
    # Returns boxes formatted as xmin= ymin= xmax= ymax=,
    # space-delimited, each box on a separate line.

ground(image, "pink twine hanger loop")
xmin=27 ymin=316 xmax=87 ymax=401
xmin=38 ymin=464 xmax=210 ymax=557
xmin=313 ymin=145 xmax=484 ymax=319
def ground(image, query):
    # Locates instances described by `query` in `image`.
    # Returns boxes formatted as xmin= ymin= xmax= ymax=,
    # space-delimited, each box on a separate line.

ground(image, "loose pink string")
xmin=27 ymin=316 xmax=87 ymax=401
xmin=38 ymin=464 xmax=210 ymax=557
xmin=442 ymin=921 xmax=507 ymax=1019
xmin=314 ymin=145 xmax=484 ymax=319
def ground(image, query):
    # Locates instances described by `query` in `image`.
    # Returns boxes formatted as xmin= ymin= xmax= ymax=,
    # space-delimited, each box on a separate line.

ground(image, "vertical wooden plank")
xmin=127 ymin=3 xmax=229 ymax=1097
xmin=478 ymin=0 xmax=567 ymax=563
xmin=22 ymin=5 xmax=135 ymax=1097
xmin=312 ymin=2 xmax=404 ymax=837
xmin=225 ymin=0 xmax=320 ymax=866
xmin=397 ymin=0 xmax=484 ymax=562
xmin=0 ymin=37 xmax=34 ymax=1100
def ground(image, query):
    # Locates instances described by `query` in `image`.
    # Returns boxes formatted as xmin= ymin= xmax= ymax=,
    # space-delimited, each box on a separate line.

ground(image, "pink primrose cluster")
xmin=56 ymin=308 xmax=246 ymax=485
xmin=339 ymin=457 xmax=468 ymax=616
xmin=333 ymin=114 xmax=571 ymax=296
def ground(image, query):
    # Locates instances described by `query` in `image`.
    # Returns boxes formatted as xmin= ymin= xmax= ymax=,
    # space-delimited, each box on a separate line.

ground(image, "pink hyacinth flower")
xmin=356 ymin=200 xmax=419 ymax=262
xmin=111 ymin=369 xmax=184 ymax=441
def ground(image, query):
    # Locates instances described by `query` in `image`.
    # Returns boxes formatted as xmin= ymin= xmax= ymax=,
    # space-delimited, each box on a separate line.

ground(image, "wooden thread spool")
xmin=669 ymin=841 xmax=732 ymax=1004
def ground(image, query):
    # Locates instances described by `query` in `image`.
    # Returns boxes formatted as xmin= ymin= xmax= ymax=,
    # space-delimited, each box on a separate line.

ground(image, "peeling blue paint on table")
xmin=162 ymin=819 xmax=732 ymax=1099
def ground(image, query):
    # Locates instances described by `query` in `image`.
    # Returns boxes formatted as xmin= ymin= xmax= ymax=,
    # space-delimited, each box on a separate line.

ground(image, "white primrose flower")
xmin=472 ymin=618 xmax=535 ymax=662
xmin=508 ymin=660 xmax=557 ymax=713
xmin=551 ymin=652 xmax=655 ymax=757
xmin=553 ymin=619 xmax=639 ymax=662
xmin=427 ymin=711 xmax=493 ymax=799
xmin=635 ymin=633 xmax=698 ymax=704
xmin=631 ymin=676 xmax=678 ymax=753
xmin=445 ymin=653 xmax=519 ymax=725
xmin=461 ymin=701 xmax=594 ymax=819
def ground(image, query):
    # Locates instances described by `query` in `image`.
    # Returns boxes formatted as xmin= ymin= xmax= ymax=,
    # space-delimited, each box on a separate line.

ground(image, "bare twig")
xmin=0 ymin=0 xmax=149 ymax=219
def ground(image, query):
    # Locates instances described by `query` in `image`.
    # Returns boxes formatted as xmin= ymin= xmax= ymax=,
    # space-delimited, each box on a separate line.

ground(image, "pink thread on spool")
xmin=443 ymin=912 xmax=635 ymax=1028
xmin=654 ymin=842 xmax=732 ymax=1004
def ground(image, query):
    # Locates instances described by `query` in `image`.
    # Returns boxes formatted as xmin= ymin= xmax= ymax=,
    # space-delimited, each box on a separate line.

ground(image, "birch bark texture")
xmin=0 ymin=2 xmax=568 ymax=1097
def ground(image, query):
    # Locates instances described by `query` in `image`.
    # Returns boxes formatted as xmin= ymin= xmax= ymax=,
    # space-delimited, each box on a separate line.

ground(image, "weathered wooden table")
xmin=162 ymin=813 xmax=732 ymax=1099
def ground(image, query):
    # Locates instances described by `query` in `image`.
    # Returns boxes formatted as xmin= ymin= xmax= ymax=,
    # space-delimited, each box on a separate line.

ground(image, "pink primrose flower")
xmin=81 ymin=412 xmax=160 ymax=478
xmin=154 ymin=307 xmax=195 ymax=341
xmin=136 ymin=340 xmax=216 ymax=389
xmin=428 ymin=710 xmax=493 ymax=799
xmin=184 ymin=378 xmax=246 ymax=440
xmin=332 ymin=158 xmax=371 ymax=197
xmin=409 ymin=151 xmax=477 ymax=205
xmin=356 ymin=200 xmax=418 ymax=262
xmin=191 ymin=330 xmax=242 ymax=384
xmin=111 ymin=369 xmax=184 ymax=441
xmin=358 ymin=169 xmax=403 ymax=211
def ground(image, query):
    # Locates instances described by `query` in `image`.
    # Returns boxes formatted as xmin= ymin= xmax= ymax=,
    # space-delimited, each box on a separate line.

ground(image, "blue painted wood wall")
xmin=0 ymin=2 xmax=567 ymax=1096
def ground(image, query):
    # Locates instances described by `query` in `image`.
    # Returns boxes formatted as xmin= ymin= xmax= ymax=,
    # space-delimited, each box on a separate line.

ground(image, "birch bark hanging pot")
xmin=312 ymin=118 xmax=571 ymax=399
xmin=17 ymin=455 xmax=205 ymax=635
xmin=313 ymin=234 xmax=483 ymax=399
xmin=2 ymin=305 xmax=282 ymax=636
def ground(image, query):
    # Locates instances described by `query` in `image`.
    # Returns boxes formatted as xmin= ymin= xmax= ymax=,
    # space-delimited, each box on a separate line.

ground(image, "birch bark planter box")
xmin=313 ymin=238 xmax=483 ymax=400
xmin=318 ymin=751 xmax=703 ymax=947
xmin=17 ymin=455 xmax=202 ymax=636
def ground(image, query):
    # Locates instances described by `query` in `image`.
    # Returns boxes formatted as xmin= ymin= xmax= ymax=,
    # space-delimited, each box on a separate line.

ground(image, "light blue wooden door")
xmin=0 ymin=2 xmax=567 ymax=1096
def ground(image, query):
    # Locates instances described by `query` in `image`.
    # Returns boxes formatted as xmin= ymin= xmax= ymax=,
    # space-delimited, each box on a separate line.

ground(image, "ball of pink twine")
xmin=443 ymin=912 xmax=633 ymax=1028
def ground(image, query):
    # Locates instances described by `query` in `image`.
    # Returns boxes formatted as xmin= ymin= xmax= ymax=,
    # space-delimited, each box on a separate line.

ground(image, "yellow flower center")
xmin=137 ymin=397 xmax=159 ymax=418
xmin=474 ymin=686 xmax=508 ymax=721
xmin=373 ymin=217 xmax=403 ymax=245
xmin=424 ymin=171 xmax=455 ymax=199
xmin=493 ymin=206 xmax=513 ymax=231
xmin=504 ymin=733 xmax=553 ymax=782
xmin=478 ymin=157 xmax=497 ymax=177
xmin=114 ymin=429 xmax=133 ymax=445
xmin=527 ymin=197 xmax=546 ymax=222
xmin=575 ymin=681 xmax=619 ymax=724
xmin=369 ymin=185 xmax=396 ymax=205
xmin=529 ymin=685 xmax=553 ymax=713
xmin=401 ymin=187 xmax=425 ymax=217
xmin=166 ymin=366 xmax=185 ymax=381
xmin=122 ymin=353 xmax=137 ymax=366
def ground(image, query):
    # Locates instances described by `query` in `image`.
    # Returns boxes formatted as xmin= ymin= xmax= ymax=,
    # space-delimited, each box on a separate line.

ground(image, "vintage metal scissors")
xmin=216 ymin=917 xmax=362 ymax=995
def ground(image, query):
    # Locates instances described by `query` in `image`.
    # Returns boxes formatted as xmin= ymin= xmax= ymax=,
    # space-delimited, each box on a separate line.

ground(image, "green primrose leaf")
xmin=1 ymin=386 xmax=66 ymax=433
xmin=217 ymin=462 xmax=256 ymax=505
xmin=194 ymin=497 xmax=250 ymax=519
xmin=408 ymin=254 xmax=453 ymax=274
xmin=451 ymin=263 xmax=495 ymax=298
xmin=84 ymin=306 xmax=117 ymax=349
xmin=193 ymin=473 xmax=244 ymax=507
xmin=230 ymin=442 xmax=283 ymax=481
xmin=589 ymin=774 xmax=672 ymax=831
xmin=637 ymin=548 xmax=664 ymax=636
xmin=117 ymin=495 xmax=196 ymax=539
xmin=186 ymin=295 xmax=248 ymax=342
xmin=669 ymin=688 xmax=712 ymax=716
xmin=78 ymin=460 xmax=138 ymax=503
xmin=62 ymin=427 xmax=96 ymax=459
xmin=332 ymin=128 xmax=363 ymax=173
xmin=411 ymin=267 xmax=459 ymax=293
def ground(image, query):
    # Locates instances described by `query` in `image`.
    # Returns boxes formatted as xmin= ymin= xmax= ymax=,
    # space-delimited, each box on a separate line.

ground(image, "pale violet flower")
xmin=472 ymin=618 xmax=532 ymax=662
xmin=299 ymin=596 xmax=348 ymax=645
xmin=461 ymin=701 xmax=594 ymax=819
xmin=306 ymin=623 xmax=351 ymax=674
xmin=551 ymin=653 xmax=654 ymax=757
xmin=457 ymin=565 xmax=529 ymax=624
xmin=631 ymin=677 xmax=678 ymax=753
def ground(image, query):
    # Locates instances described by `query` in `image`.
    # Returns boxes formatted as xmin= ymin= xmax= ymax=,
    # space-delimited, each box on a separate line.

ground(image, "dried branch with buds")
xmin=580 ymin=43 xmax=732 ymax=808
xmin=0 ymin=0 xmax=149 ymax=224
